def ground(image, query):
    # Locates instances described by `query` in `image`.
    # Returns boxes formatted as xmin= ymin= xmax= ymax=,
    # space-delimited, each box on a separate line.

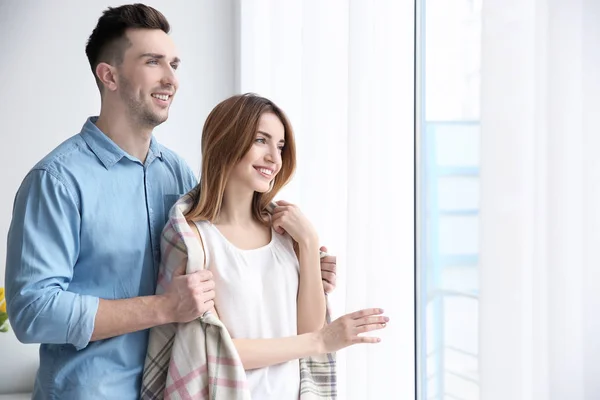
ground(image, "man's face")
xmin=115 ymin=28 xmax=180 ymax=129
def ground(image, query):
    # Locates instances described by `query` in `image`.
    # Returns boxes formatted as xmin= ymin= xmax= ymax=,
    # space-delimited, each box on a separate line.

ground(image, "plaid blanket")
xmin=141 ymin=195 xmax=337 ymax=399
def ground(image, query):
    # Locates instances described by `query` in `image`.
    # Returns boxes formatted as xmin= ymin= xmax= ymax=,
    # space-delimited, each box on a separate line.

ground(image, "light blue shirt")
xmin=5 ymin=117 xmax=197 ymax=399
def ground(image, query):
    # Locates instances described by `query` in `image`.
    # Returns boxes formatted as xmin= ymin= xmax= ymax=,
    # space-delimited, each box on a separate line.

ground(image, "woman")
xmin=143 ymin=93 xmax=388 ymax=399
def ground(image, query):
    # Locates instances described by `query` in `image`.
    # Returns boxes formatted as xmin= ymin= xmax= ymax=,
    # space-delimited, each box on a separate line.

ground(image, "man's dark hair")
xmin=85 ymin=3 xmax=170 ymax=89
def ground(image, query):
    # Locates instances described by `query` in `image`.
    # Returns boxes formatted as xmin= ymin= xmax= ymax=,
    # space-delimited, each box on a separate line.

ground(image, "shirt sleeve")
xmin=5 ymin=169 xmax=99 ymax=350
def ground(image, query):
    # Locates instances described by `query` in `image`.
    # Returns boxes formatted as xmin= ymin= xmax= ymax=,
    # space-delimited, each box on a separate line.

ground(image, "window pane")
xmin=435 ymin=124 xmax=480 ymax=167
xmin=437 ymin=177 xmax=480 ymax=211
xmin=418 ymin=0 xmax=482 ymax=399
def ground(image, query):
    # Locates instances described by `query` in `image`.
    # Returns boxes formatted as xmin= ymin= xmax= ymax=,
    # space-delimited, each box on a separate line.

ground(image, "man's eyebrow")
xmin=257 ymin=131 xmax=285 ymax=143
xmin=139 ymin=53 xmax=181 ymax=63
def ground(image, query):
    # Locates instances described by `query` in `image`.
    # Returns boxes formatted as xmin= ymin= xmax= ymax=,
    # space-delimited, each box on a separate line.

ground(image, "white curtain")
xmin=479 ymin=0 xmax=600 ymax=398
xmin=233 ymin=0 xmax=415 ymax=398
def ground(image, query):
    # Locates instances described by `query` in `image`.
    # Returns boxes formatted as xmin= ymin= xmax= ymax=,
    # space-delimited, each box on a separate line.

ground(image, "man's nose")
xmin=161 ymin=67 xmax=178 ymax=90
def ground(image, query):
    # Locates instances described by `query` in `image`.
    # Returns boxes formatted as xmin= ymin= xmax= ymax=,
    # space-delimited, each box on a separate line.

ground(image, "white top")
xmin=193 ymin=220 xmax=301 ymax=400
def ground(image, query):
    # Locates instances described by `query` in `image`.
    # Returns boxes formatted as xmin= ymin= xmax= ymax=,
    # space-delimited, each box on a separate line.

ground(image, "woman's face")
xmin=229 ymin=112 xmax=286 ymax=194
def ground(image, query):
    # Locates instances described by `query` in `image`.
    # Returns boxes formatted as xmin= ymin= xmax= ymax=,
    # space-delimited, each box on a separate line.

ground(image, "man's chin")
xmin=143 ymin=112 xmax=169 ymax=128
xmin=154 ymin=116 xmax=168 ymax=126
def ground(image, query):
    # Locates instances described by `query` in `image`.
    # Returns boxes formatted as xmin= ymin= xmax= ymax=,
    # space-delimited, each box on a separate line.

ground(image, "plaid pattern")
xmin=141 ymin=195 xmax=337 ymax=399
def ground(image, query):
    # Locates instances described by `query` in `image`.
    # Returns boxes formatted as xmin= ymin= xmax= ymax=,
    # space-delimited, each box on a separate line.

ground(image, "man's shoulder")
xmin=32 ymin=134 xmax=87 ymax=174
xmin=16 ymin=134 xmax=88 ymax=206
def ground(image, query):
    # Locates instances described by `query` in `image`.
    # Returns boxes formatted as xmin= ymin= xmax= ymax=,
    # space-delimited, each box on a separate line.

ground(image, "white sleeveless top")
xmin=193 ymin=220 xmax=301 ymax=400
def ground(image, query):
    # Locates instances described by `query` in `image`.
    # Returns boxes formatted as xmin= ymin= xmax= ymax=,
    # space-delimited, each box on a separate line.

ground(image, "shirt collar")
xmin=147 ymin=135 xmax=164 ymax=165
xmin=80 ymin=117 xmax=163 ymax=169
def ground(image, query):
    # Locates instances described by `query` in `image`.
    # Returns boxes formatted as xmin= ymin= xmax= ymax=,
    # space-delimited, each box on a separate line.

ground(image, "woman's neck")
xmin=215 ymin=187 xmax=256 ymax=226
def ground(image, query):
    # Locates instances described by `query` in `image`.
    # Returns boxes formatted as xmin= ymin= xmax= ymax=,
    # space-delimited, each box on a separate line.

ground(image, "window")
xmin=417 ymin=1 xmax=482 ymax=399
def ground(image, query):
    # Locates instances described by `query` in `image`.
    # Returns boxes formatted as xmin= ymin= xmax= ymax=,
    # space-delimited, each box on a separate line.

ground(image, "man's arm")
xmin=90 ymin=266 xmax=214 ymax=341
xmin=5 ymin=170 xmax=214 ymax=349
xmin=91 ymin=297 xmax=169 ymax=341
xmin=6 ymin=170 xmax=97 ymax=350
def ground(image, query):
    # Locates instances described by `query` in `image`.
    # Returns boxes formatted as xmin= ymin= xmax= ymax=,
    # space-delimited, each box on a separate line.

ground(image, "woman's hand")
xmin=270 ymin=200 xmax=319 ymax=246
xmin=317 ymin=308 xmax=388 ymax=353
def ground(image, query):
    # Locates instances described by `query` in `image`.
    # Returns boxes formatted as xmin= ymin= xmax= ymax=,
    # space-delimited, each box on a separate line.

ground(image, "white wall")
xmin=0 ymin=0 xmax=235 ymax=394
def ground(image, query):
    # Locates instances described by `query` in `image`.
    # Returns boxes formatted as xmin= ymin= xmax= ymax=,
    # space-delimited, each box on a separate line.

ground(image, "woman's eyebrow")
xmin=257 ymin=131 xmax=285 ymax=143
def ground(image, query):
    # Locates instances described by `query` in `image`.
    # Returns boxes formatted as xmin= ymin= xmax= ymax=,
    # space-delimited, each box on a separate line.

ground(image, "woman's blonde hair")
xmin=185 ymin=93 xmax=297 ymax=226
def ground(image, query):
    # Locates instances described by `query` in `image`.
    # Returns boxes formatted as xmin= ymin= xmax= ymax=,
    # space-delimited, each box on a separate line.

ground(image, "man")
xmin=4 ymin=4 xmax=336 ymax=399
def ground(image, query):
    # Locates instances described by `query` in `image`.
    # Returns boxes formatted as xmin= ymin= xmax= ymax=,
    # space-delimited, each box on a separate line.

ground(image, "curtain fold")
xmin=480 ymin=0 xmax=600 ymax=398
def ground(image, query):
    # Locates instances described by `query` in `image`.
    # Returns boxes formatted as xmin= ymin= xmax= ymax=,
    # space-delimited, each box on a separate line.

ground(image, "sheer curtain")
xmin=233 ymin=0 xmax=415 ymax=398
xmin=479 ymin=0 xmax=600 ymax=398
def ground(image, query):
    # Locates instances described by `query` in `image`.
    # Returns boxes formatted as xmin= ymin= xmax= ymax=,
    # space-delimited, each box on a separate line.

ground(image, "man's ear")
xmin=95 ymin=62 xmax=118 ymax=92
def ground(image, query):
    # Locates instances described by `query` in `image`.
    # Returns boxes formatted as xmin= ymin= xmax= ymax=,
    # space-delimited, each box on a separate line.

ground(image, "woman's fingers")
xmin=355 ymin=322 xmax=387 ymax=334
xmin=355 ymin=315 xmax=389 ymax=327
xmin=271 ymin=221 xmax=286 ymax=235
xmin=270 ymin=210 xmax=287 ymax=234
xmin=274 ymin=199 xmax=295 ymax=207
xmin=348 ymin=308 xmax=385 ymax=320
xmin=270 ymin=208 xmax=289 ymax=232
xmin=352 ymin=336 xmax=382 ymax=344
xmin=271 ymin=202 xmax=293 ymax=217
xmin=349 ymin=310 xmax=389 ymax=337
xmin=321 ymin=309 xmax=388 ymax=352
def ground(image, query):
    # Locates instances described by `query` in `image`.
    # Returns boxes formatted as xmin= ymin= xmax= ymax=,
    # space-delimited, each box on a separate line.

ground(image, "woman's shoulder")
xmin=272 ymin=230 xmax=297 ymax=253
xmin=187 ymin=219 xmax=211 ymax=237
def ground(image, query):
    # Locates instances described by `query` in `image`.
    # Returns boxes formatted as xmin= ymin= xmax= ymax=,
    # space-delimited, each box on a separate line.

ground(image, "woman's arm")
xmin=233 ymin=333 xmax=322 ymax=370
xmin=295 ymin=239 xmax=327 ymax=333
xmin=234 ymin=307 xmax=388 ymax=370
xmin=270 ymin=201 xmax=327 ymax=333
